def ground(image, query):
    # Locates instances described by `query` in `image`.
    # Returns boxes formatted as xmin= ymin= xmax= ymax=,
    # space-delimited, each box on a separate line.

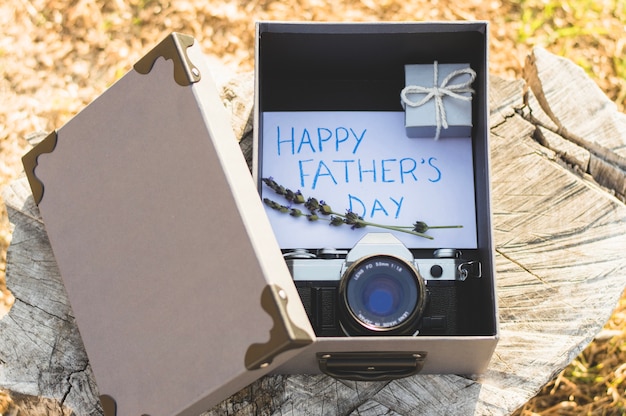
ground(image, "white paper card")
xmin=261 ymin=112 xmax=477 ymax=250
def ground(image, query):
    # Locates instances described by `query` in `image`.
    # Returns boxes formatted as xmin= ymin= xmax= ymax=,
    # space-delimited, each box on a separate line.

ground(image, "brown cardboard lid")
xmin=22 ymin=33 xmax=314 ymax=416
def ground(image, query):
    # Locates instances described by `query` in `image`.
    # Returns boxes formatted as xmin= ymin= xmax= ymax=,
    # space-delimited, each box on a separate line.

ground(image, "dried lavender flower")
xmin=413 ymin=221 xmax=429 ymax=233
xmin=285 ymin=189 xmax=301 ymax=203
xmin=263 ymin=197 xmax=289 ymax=213
xmin=290 ymin=208 xmax=304 ymax=217
xmin=261 ymin=177 xmax=462 ymax=240
xmin=305 ymin=197 xmax=320 ymax=212
xmin=293 ymin=190 xmax=305 ymax=204
xmin=329 ymin=216 xmax=344 ymax=226
xmin=340 ymin=211 xmax=364 ymax=229
xmin=319 ymin=200 xmax=333 ymax=216
xmin=412 ymin=221 xmax=463 ymax=233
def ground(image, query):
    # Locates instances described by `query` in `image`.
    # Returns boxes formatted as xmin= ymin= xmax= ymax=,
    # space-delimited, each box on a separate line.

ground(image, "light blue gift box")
xmin=402 ymin=62 xmax=476 ymax=139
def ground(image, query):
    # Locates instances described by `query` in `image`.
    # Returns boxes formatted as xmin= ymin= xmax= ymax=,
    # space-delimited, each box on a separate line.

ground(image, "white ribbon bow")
xmin=401 ymin=61 xmax=476 ymax=140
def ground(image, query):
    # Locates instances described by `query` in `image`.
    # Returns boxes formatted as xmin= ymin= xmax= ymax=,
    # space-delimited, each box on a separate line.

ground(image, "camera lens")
xmin=339 ymin=254 xmax=426 ymax=335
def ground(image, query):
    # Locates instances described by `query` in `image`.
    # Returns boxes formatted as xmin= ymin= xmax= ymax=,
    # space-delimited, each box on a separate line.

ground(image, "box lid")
xmin=22 ymin=33 xmax=314 ymax=416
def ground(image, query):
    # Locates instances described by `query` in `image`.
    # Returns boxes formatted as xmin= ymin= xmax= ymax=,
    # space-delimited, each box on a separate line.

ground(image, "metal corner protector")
xmin=245 ymin=284 xmax=313 ymax=370
xmin=21 ymin=130 xmax=58 ymax=205
xmin=133 ymin=32 xmax=201 ymax=86
xmin=99 ymin=395 xmax=117 ymax=416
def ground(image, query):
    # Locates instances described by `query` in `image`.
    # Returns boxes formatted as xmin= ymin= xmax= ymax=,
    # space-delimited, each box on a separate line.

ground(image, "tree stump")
xmin=1 ymin=47 xmax=625 ymax=415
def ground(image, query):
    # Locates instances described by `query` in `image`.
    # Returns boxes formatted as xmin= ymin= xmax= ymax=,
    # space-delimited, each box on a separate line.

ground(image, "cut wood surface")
xmin=1 ymin=48 xmax=625 ymax=415
xmin=524 ymin=47 xmax=626 ymax=201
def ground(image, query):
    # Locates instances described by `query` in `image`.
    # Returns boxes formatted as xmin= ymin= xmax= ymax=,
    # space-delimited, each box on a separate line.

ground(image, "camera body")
xmin=287 ymin=233 xmax=481 ymax=337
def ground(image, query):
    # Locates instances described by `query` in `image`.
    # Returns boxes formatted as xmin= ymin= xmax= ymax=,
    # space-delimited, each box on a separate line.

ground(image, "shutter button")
xmin=430 ymin=265 xmax=443 ymax=278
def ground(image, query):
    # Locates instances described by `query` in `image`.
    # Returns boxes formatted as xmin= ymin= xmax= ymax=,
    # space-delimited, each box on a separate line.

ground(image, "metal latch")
xmin=458 ymin=261 xmax=482 ymax=280
xmin=317 ymin=351 xmax=427 ymax=381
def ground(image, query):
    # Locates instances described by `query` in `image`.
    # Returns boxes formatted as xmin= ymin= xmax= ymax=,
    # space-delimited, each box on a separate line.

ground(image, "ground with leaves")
xmin=0 ymin=0 xmax=624 ymax=414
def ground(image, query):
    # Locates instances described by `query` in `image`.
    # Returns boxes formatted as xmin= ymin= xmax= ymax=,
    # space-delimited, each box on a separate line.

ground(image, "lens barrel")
xmin=338 ymin=254 xmax=426 ymax=335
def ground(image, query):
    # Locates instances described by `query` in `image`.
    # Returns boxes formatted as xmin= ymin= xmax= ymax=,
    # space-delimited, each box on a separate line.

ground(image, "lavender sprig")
xmin=262 ymin=177 xmax=463 ymax=240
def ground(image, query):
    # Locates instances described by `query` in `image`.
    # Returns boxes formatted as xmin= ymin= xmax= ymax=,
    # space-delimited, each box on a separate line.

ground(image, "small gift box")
xmin=401 ymin=62 xmax=476 ymax=139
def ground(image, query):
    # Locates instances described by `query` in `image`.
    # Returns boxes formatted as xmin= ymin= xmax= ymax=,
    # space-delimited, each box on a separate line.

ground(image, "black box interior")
xmin=256 ymin=22 xmax=496 ymax=337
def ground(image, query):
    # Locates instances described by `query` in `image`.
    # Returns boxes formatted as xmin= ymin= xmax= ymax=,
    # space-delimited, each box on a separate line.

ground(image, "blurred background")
xmin=0 ymin=0 xmax=624 ymax=413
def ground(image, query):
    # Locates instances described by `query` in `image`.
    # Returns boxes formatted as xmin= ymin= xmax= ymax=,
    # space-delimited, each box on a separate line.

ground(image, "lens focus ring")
xmin=338 ymin=254 xmax=426 ymax=335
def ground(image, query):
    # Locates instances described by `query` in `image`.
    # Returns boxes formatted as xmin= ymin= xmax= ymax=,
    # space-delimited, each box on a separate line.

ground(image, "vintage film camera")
xmin=286 ymin=233 xmax=482 ymax=337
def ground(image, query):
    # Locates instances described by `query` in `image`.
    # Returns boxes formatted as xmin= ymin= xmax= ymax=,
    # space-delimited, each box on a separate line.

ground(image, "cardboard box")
xmin=402 ymin=62 xmax=475 ymax=139
xmin=254 ymin=22 xmax=497 ymax=376
xmin=22 ymin=22 xmax=497 ymax=415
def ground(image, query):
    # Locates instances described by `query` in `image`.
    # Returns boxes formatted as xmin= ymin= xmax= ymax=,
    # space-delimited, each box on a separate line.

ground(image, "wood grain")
xmin=1 ymin=50 xmax=625 ymax=415
xmin=525 ymin=47 xmax=626 ymax=200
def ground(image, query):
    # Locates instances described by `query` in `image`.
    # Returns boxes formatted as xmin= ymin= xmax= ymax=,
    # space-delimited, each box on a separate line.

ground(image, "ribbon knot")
xmin=401 ymin=61 xmax=476 ymax=140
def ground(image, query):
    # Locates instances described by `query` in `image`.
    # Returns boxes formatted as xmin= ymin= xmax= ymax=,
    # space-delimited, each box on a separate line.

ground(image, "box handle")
xmin=317 ymin=351 xmax=426 ymax=381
